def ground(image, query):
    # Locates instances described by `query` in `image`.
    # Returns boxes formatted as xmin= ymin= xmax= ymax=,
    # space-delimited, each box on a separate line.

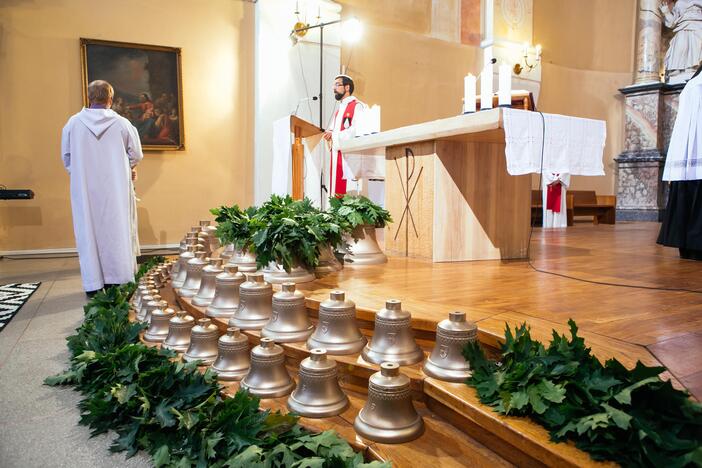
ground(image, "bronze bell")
xmin=159 ymin=265 xmax=169 ymax=283
xmin=344 ymin=225 xmax=387 ymax=265
xmin=144 ymin=299 xmax=167 ymax=325
xmin=220 ymin=250 xmax=233 ymax=265
xmin=183 ymin=318 xmax=220 ymax=365
xmin=229 ymin=272 xmax=272 ymax=330
xmin=211 ymin=327 xmax=250 ymax=381
xmin=423 ymin=311 xmax=477 ymax=382
xmin=287 ymin=349 xmax=349 ymax=418
xmin=172 ymin=244 xmax=197 ymax=288
xmin=148 ymin=272 xmax=162 ymax=289
xmin=354 ymin=362 xmax=424 ymax=443
xmin=144 ymin=307 xmax=176 ymax=343
xmin=240 ymin=338 xmax=295 ymax=398
xmin=162 ymin=311 xmax=196 ymax=352
xmin=315 ymin=243 xmax=343 ymax=275
xmin=307 ymin=290 xmax=367 ymax=355
xmin=362 ymin=299 xmax=424 ymax=366
xmin=192 ymin=258 xmax=224 ymax=307
xmin=221 ymin=243 xmax=235 ymax=259
xmin=261 ymin=283 xmax=313 ymax=342
xmin=264 ymin=263 xmax=316 ymax=285
xmin=132 ymin=283 xmax=152 ymax=311
xmin=231 ymin=248 xmax=257 ymax=273
xmin=199 ymin=220 xmax=220 ymax=253
xmin=197 ymin=233 xmax=212 ymax=257
xmin=137 ymin=291 xmax=160 ymax=323
xmin=179 ymin=251 xmax=208 ymax=298
xmin=207 ymin=265 xmax=245 ymax=318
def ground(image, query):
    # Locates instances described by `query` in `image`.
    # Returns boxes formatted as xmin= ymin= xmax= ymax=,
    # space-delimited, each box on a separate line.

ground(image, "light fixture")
xmin=514 ymin=43 xmax=542 ymax=75
xmin=342 ymin=17 xmax=363 ymax=43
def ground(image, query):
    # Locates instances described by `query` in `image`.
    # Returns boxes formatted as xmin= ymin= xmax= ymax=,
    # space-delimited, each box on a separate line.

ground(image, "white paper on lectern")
xmin=271 ymin=116 xmax=292 ymax=195
xmin=503 ymin=108 xmax=606 ymax=176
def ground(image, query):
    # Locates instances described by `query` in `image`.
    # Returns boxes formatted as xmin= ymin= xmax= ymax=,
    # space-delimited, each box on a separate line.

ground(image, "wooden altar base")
xmin=164 ymin=221 xmax=701 ymax=467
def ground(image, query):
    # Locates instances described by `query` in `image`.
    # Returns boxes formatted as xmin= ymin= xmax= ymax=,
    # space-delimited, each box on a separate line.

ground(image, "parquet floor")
xmin=298 ymin=222 xmax=702 ymax=400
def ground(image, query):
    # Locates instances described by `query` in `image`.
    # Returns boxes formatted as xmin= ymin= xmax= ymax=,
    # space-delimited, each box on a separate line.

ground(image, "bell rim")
xmin=182 ymin=354 xmax=217 ymax=365
xmin=422 ymin=360 xmax=472 ymax=382
xmin=240 ymin=380 xmax=296 ymax=398
xmin=287 ymin=393 xmax=349 ymax=418
xmin=260 ymin=326 xmax=314 ymax=343
xmin=353 ymin=414 xmax=424 ymax=444
xmin=263 ymin=273 xmax=316 ymax=285
xmin=142 ymin=332 xmax=168 ymax=343
xmin=206 ymin=306 xmax=238 ymax=318
xmin=162 ymin=342 xmax=190 ymax=352
xmin=361 ymin=346 xmax=425 ymax=366
xmin=191 ymin=296 xmax=215 ymax=307
xmin=211 ymin=366 xmax=250 ymax=381
xmin=306 ymin=336 xmax=367 ymax=355
xmin=178 ymin=288 xmax=199 ymax=298
xmin=228 ymin=317 xmax=271 ymax=330
xmin=343 ymin=252 xmax=388 ymax=265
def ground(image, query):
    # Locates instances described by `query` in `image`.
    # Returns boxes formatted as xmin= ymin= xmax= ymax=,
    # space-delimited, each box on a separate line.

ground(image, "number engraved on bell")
xmin=439 ymin=344 xmax=449 ymax=359
xmin=321 ymin=321 xmax=329 ymax=335
xmin=271 ymin=310 xmax=279 ymax=322
xmin=369 ymin=402 xmax=376 ymax=411
xmin=386 ymin=332 xmax=396 ymax=346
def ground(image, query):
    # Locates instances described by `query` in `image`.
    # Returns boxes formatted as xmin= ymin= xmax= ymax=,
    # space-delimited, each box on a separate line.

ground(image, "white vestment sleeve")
xmin=557 ymin=173 xmax=571 ymax=189
xmin=126 ymin=124 xmax=143 ymax=167
xmin=61 ymin=122 xmax=71 ymax=173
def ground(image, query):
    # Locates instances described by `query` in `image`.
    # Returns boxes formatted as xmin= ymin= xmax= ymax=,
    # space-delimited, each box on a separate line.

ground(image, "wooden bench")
xmin=531 ymin=190 xmax=615 ymax=225
xmin=531 ymin=190 xmax=574 ymax=227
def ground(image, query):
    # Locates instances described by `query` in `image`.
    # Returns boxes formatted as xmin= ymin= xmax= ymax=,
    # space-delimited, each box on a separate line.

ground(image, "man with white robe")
xmin=658 ymin=63 xmax=702 ymax=259
xmin=542 ymin=172 xmax=571 ymax=228
xmin=61 ymin=80 xmax=143 ymax=295
xmin=323 ymin=74 xmax=367 ymax=196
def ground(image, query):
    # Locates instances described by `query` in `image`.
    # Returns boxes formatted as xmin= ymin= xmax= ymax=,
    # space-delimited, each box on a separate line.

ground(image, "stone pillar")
xmin=633 ymin=0 xmax=662 ymax=84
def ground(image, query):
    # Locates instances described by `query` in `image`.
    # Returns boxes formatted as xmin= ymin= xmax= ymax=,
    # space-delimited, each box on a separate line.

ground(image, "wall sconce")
xmin=514 ymin=43 xmax=541 ymax=75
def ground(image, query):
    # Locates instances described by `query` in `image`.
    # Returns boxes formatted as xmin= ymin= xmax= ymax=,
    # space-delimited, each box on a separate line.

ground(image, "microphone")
xmin=293 ymin=96 xmax=319 ymax=116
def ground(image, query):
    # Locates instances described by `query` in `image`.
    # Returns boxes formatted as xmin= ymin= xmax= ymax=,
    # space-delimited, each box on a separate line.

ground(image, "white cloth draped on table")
xmin=503 ymin=108 xmax=606 ymax=176
xmin=662 ymin=72 xmax=702 ymax=182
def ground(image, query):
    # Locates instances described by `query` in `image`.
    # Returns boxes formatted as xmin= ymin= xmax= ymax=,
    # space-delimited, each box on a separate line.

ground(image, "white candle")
xmin=480 ymin=65 xmax=493 ymax=110
xmin=371 ymin=105 xmax=380 ymax=133
xmin=463 ymin=74 xmax=476 ymax=113
xmin=498 ymin=64 xmax=511 ymax=107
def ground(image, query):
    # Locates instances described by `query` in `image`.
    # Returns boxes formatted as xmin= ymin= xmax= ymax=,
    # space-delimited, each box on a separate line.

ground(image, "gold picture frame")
xmin=80 ymin=38 xmax=185 ymax=151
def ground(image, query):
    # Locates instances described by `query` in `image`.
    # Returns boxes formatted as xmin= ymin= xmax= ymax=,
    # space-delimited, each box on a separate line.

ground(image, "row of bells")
xmin=135 ymin=261 xmax=478 ymax=443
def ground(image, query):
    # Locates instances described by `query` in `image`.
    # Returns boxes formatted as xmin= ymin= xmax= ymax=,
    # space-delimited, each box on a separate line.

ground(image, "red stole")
xmin=546 ymin=179 xmax=562 ymax=213
xmin=330 ymin=99 xmax=359 ymax=196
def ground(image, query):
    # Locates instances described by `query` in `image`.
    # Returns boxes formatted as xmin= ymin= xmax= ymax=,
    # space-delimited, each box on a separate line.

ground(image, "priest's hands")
xmin=131 ymin=168 xmax=137 ymax=181
xmin=323 ymin=130 xmax=333 ymax=141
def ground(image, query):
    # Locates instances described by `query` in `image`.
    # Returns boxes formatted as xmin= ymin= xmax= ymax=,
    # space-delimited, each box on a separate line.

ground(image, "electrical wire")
xmin=525 ymin=110 xmax=702 ymax=294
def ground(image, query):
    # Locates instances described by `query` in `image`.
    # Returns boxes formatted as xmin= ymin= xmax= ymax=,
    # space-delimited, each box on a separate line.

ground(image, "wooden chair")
xmin=570 ymin=190 xmax=616 ymax=224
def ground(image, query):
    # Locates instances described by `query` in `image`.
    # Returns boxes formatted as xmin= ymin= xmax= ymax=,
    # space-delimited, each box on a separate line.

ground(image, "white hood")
xmin=77 ymin=108 xmax=120 ymax=138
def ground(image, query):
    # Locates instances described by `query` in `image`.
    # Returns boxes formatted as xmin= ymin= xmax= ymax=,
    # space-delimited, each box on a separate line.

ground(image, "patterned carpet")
xmin=0 ymin=283 xmax=41 ymax=332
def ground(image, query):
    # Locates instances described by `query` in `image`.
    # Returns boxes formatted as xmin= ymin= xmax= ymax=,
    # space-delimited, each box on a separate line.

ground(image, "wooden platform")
xmin=158 ymin=221 xmax=701 ymax=467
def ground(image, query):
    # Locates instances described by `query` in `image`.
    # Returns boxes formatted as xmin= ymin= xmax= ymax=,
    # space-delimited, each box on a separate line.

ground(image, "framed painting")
xmin=80 ymin=38 xmax=185 ymax=151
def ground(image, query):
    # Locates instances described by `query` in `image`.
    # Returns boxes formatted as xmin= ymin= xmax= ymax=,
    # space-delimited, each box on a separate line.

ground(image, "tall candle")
xmin=464 ymin=74 xmax=476 ymax=113
xmin=498 ymin=64 xmax=511 ymax=107
xmin=480 ymin=65 xmax=493 ymax=110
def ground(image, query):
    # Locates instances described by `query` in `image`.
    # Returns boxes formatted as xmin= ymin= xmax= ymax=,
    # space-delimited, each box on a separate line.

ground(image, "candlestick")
xmin=463 ymin=74 xmax=476 ymax=113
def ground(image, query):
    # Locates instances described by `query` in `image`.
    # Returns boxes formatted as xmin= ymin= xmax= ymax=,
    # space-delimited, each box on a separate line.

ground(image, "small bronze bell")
xmin=362 ymin=299 xmax=424 ymax=366
xmin=287 ymin=349 xmax=349 ymax=417
xmin=158 ymin=265 xmax=169 ymax=283
xmin=172 ymin=244 xmax=197 ymax=288
xmin=220 ymin=250 xmax=233 ymax=265
xmin=179 ymin=251 xmax=208 ymax=298
xmin=211 ymin=327 xmax=250 ymax=381
xmin=199 ymin=220 xmax=220 ymax=252
xmin=192 ymin=258 xmax=224 ymax=306
xmin=344 ymin=225 xmax=387 ymax=265
xmin=221 ymin=243 xmax=235 ymax=259
xmin=264 ymin=263 xmax=316 ymax=285
xmin=132 ymin=283 xmax=152 ymax=311
xmin=240 ymin=338 xmax=295 ymax=398
xmin=261 ymin=283 xmax=313 ymax=342
xmin=423 ymin=311 xmax=477 ymax=382
xmin=229 ymin=272 xmax=272 ymax=330
xmin=315 ymin=243 xmax=343 ymax=275
xmin=144 ymin=299 xmax=167 ymax=325
xmin=183 ymin=318 xmax=220 ymax=365
xmin=206 ymin=265 xmax=245 ymax=318
xmin=354 ymin=362 xmax=424 ymax=443
xmin=137 ymin=291 xmax=160 ymax=323
xmin=162 ymin=311 xmax=196 ymax=352
xmin=306 ymin=290 xmax=367 ymax=355
xmin=231 ymin=248 xmax=257 ymax=273
xmin=197 ymin=234 xmax=212 ymax=257
xmin=148 ymin=272 xmax=163 ymax=289
xmin=144 ymin=306 xmax=176 ymax=343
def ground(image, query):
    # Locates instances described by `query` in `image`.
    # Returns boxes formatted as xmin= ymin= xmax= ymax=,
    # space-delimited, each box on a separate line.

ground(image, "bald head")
xmin=87 ymin=80 xmax=114 ymax=107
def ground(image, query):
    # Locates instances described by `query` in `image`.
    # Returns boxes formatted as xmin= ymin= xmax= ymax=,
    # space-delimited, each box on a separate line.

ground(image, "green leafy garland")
xmin=210 ymin=205 xmax=259 ymax=252
xmin=463 ymin=320 xmax=702 ymax=467
xmin=46 ymin=257 xmax=388 ymax=468
xmin=328 ymin=195 xmax=392 ymax=230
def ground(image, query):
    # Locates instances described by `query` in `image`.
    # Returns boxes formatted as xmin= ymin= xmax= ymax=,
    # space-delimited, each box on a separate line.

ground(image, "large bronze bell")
xmin=144 ymin=307 xmax=176 ymax=343
xmin=231 ymin=248 xmax=257 ymax=273
xmin=183 ymin=318 xmax=220 ymax=365
xmin=306 ymin=290 xmax=367 ymax=355
xmin=137 ymin=292 xmax=161 ymax=323
xmin=315 ymin=243 xmax=343 ymax=275
xmin=179 ymin=251 xmax=208 ymax=298
xmin=211 ymin=327 xmax=250 ymax=381
xmin=261 ymin=283 xmax=313 ymax=342
xmin=192 ymin=258 xmax=224 ymax=306
xmin=344 ymin=225 xmax=387 ymax=265
xmin=423 ymin=311 xmax=477 ymax=382
xmin=206 ymin=265 xmax=245 ymax=318
xmin=144 ymin=299 xmax=168 ymax=325
xmin=264 ymin=263 xmax=316 ymax=285
xmin=162 ymin=311 xmax=195 ymax=352
xmin=172 ymin=244 xmax=197 ymax=288
xmin=362 ymin=299 xmax=424 ymax=366
xmin=287 ymin=349 xmax=349 ymax=417
xmin=240 ymin=338 xmax=295 ymax=398
xmin=229 ymin=272 xmax=272 ymax=330
xmin=354 ymin=362 xmax=424 ymax=443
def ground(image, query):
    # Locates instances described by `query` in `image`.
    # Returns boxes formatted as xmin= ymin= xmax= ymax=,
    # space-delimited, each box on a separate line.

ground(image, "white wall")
xmin=254 ymin=0 xmax=341 ymax=205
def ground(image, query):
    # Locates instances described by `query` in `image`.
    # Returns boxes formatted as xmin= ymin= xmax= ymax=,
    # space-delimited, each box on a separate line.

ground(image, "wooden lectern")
xmin=290 ymin=116 xmax=323 ymax=199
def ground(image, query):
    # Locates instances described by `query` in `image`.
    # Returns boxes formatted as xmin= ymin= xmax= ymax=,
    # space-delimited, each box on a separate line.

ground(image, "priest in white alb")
xmin=61 ymin=80 xmax=143 ymax=295
xmin=323 ymin=74 xmax=367 ymax=196
xmin=542 ymin=172 xmax=571 ymax=228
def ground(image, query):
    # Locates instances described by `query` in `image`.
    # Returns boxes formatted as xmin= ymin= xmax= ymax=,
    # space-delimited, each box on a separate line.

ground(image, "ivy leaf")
xmin=537 ymin=379 xmax=566 ymax=404
xmin=613 ymin=376 xmax=661 ymax=405
xmin=154 ymin=400 xmax=176 ymax=428
xmin=224 ymin=445 xmax=264 ymax=468
xmin=206 ymin=431 xmax=224 ymax=459
xmin=509 ymin=390 xmax=529 ymax=411
xmin=601 ymin=403 xmax=632 ymax=430
xmin=152 ymin=445 xmax=170 ymax=467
